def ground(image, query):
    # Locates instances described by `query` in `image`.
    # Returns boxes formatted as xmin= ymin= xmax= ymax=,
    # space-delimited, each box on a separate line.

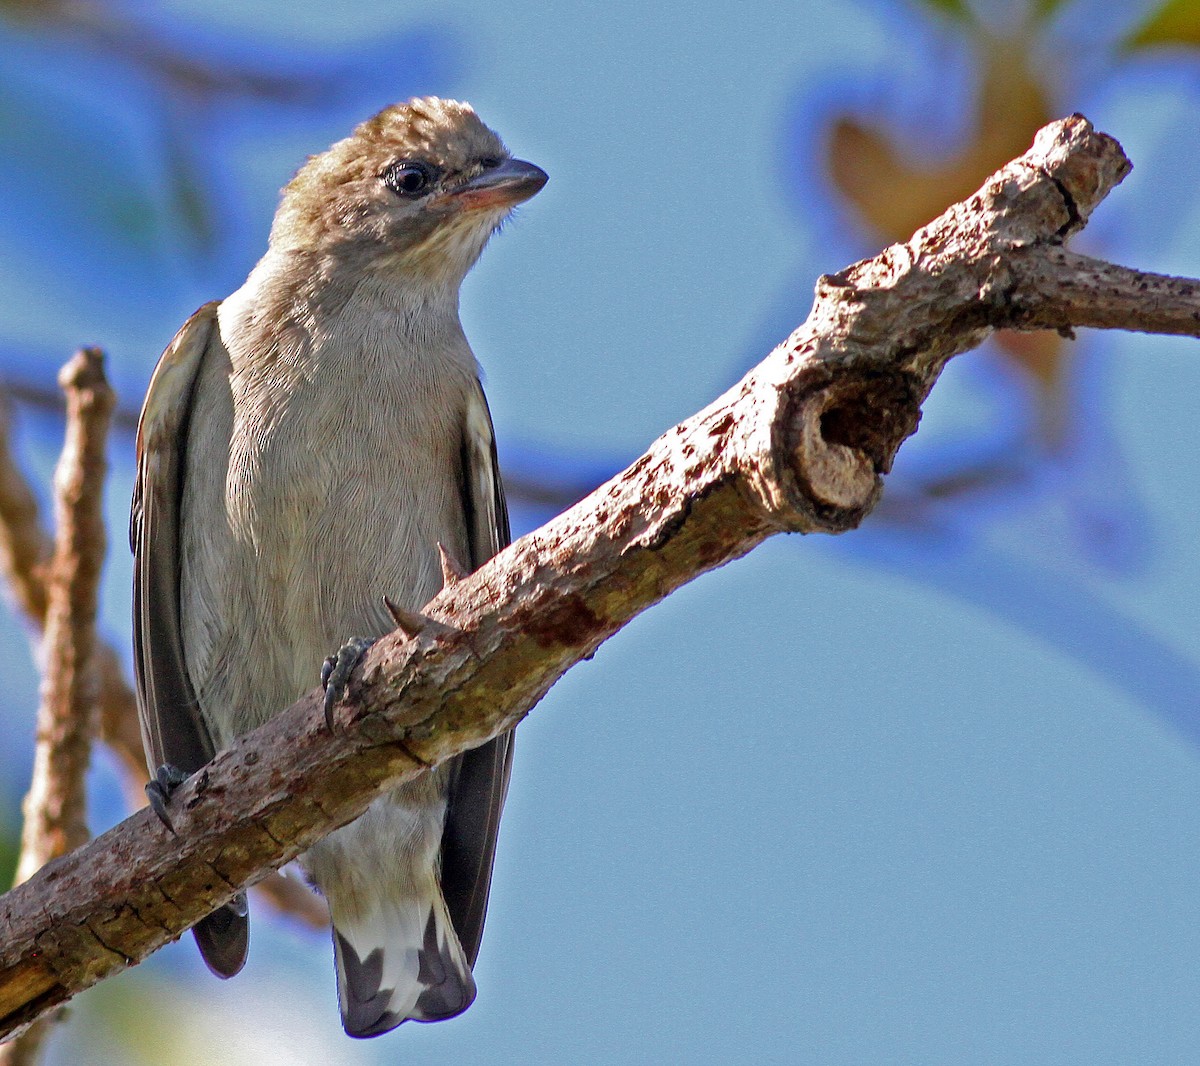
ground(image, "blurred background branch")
xmin=0 ymin=348 xmax=112 ymax=1065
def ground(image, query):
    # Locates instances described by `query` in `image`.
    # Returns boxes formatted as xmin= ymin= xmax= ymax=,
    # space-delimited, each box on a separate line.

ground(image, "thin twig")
xmin=0 ymin=396 xmax=51 ymax=625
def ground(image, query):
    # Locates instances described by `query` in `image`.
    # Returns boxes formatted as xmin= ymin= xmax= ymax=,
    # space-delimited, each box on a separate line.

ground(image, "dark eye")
xmin=383 ymin=160 xmax=436 ymax=198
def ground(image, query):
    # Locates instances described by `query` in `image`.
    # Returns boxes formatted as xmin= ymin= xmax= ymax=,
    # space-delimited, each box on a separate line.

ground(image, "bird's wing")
xmin=131 ymin=301 xmax=220 ymax=777
xmin=132 ymin=302 xmax=249 ymax=980
xmin=440 ymin=379 xmax=515 ymax=967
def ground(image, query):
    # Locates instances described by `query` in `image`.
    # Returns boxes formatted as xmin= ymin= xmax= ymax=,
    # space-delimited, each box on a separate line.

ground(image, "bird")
xmin=130 ymin=96 xmax=547 ymax=1037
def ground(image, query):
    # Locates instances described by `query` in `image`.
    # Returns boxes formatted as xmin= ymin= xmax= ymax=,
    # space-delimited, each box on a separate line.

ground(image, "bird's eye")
xmin=383 ymin=161 xmax=436 ymax=198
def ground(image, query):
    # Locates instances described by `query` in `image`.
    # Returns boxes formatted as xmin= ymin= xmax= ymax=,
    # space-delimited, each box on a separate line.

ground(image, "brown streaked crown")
xmin=268 ymin=97 xmax=510 ymax=259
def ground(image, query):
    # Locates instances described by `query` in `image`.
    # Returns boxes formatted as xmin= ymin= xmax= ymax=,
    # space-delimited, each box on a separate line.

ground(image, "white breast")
xmin=181 ymin=269 xmax=479 ymax=744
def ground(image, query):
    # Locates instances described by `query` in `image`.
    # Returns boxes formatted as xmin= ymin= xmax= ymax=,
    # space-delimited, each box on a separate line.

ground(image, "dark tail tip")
xmin=336 ymin=932 xmax=403 ymax=1038
xmin=194 ymin=895 xmax=250 ymax=978
xmin=335 ymin=919 xmax=476 ymax=1038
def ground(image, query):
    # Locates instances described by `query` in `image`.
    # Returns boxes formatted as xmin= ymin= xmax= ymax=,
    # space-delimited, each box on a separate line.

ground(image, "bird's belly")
xmin=186 ymin=378 xmax=469 ymax=747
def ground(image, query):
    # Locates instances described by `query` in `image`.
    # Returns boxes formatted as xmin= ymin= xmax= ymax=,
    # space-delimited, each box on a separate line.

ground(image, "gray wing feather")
xmin=132 ymin=302 xmax=220 ymax=776
xmin=440 ymin=381 xmax=515 ymax=966
xmin=132 ymin=302 xmax=248 ymax=979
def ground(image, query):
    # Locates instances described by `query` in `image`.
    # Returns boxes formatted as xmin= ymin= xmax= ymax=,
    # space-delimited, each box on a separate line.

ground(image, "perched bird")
xmin=131 ymin=97 xmax=547 ymax=1037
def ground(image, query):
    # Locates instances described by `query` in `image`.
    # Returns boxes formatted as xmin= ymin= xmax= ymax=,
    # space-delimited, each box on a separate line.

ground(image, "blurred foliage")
xmin=0 ymin=0 xmax=302 ymax=252
xmin=0 ymin=78 xmax=165 ymax=251
xmin=1125 ymin=0 xmax=1200 ymax=49
xmin=915 ymin=0 xmax=1072 ymax=24
xmin=0 ymin=811 xmax=18 ymax=889
xmin=827 ymin=3 xmax=1062 ymax=442
xmin=827 ymin=0 xmax=1200 ymax=458
xmin=915 ymin=0 xmax=974 ymax=21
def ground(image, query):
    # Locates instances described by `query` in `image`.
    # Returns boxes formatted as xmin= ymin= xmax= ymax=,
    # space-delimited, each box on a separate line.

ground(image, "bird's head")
xmin=270 ymin=97 xmax=547 ymax=284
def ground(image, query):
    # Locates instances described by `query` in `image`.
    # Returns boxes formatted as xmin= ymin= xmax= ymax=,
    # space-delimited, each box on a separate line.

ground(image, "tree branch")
xmin=14 ymin=350 xmax=112 ymax=879
xmin=0 ymin=350 xmax=113 ymax=1065
xmin=1005 ymin=247 xmax=1200 ymax=336
xmin=0 ymin=388 xmax=147 ymax=797
xmin=0 ymin=394 xmax=52 ymax=626
xmin=0 ymin=114 xmax=1188 ymax=1040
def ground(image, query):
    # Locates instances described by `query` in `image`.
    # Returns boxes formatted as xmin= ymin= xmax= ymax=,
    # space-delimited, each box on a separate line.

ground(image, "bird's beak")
xmin=450 ymin=159 xmax=548 ymax=212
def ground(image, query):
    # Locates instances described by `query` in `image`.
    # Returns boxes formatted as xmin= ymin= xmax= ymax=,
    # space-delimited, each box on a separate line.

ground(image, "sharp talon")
xmin=437 ymin=542 xmax=469 ymax=587
xmin=382 ymin=596 xmax=431 ymax=639
xmin=323 ymin=685 xmax=337 ymax=733
xmin=322 ymin=637 xmax=375 ymax=731
xmin=146 ymin=783 xmax=174 ymax=833
xmin=146 ymin=764 xmax=188 ymax=833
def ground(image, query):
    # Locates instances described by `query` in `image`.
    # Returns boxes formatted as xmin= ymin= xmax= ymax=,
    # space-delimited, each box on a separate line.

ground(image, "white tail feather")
xmin=331 ymin=890 xmax=475 ymax=1037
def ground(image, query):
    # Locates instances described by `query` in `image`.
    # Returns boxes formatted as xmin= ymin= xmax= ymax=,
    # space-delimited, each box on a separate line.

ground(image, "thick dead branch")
xmin=0 ymin=114 xmax=1191 ymax=1040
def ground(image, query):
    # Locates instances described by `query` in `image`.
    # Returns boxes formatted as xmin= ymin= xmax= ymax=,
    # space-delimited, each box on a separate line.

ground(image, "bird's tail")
xmin=193 ymin=893 xmax=249 ymax=978
xmin=330 ymin=888 xmax=476 ymax=1038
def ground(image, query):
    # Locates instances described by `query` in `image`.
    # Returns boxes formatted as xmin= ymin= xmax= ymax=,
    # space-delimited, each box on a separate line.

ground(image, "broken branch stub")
xmin=759 ymin=114 xmax=1131 ymax=532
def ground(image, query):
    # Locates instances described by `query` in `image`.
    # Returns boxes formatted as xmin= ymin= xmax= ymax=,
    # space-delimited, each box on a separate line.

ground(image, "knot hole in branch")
xmin=818 ymin=369 xmax=924 ymax=477
xmin=780 ymin=367 xmax=923 ymax=531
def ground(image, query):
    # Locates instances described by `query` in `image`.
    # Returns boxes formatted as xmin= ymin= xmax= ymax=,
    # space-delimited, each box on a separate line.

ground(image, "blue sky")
xmin=3 ymin=0 xmax=1200 ymax=1062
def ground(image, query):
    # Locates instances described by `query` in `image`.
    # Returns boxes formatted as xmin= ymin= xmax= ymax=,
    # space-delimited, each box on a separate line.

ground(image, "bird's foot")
xmin=322 ymin=636 xmax=376 ymax=731
xmin=146 ymin=763 xmax=188 ymax=833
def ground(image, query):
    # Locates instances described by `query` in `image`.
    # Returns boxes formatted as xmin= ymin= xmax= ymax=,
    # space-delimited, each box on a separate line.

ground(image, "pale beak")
xmin=450 ymin=158 xmax=548 ymax=212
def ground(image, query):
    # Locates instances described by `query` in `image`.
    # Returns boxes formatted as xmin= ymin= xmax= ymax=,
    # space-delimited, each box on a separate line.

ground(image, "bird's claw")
xmin=146 ymin=763 xmax=188 ymax=833
xmin=322 ymin=636 xmax=376 ymax=731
